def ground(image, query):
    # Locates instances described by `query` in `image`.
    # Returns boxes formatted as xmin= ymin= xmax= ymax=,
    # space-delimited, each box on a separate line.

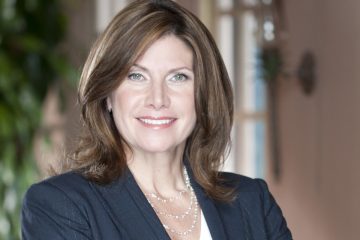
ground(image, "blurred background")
xmin=0 ymin=0 xmax=359 ymax=239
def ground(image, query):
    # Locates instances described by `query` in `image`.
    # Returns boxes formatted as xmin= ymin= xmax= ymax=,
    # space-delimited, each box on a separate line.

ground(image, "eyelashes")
xmin=127 ymin=72 xmax=191 ymax=83
xmin=127 ymin=73 xmax=145 ymax=81
xmin=170 ymin=73 xmax=189 ymax=82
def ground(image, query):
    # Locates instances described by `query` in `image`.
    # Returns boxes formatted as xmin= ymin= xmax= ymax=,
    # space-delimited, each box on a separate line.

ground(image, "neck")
xmin=127 ymin=146 xmax=187 ymax=196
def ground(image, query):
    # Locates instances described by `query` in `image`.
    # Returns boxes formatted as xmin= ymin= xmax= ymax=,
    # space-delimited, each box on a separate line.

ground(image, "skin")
xmin=107 ymin=34 xmax=196 ymax=199
xmin=107 ymin=34 xmax=200 ymax=239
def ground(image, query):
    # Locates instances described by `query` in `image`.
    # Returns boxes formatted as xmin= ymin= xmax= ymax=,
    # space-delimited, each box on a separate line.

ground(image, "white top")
xmin=199 ymin=211 xmax=212 ymax=240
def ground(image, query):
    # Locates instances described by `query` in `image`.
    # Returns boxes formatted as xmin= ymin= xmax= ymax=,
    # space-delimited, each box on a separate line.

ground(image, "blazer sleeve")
xmin=21 ymin=182 xmax=92 ymax=240
xmin=256 ymin=179 xmax=293 ymax=240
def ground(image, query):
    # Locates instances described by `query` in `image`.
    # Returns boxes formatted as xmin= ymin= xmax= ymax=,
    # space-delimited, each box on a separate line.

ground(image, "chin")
xmin=140 ymin=145 xmax=177 ymax=154
xmin=136 ymin=140 xmax=186 ymax=155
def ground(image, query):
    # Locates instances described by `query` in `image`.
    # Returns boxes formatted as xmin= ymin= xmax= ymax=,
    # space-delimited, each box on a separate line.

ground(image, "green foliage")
xmin=260 ymin=47 xmax=283 ymax=83
xmin=0 ymin=0 xmax=73 ymax=238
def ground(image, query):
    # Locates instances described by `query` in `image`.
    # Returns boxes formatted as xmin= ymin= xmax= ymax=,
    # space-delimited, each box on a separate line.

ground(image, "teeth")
xmin=139 ymin=118 xmax=173 ymax=125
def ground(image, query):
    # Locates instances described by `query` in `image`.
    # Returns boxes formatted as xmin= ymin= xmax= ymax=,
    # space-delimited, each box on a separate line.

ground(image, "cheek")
xmin=186 ymin=89 xmax=196 ymax=113
xmin=181 ymin=90 xmax=196 ymax=122
xmin=112 ymin=88 xmax=136 ymax=113
xmin=187 ymin=99 xmax=196 ymax=118
xmin=109 ymin=91 xmax=133 ymax=132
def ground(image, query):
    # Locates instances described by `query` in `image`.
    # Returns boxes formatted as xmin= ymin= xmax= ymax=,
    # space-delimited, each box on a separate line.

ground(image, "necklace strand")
xmin=163 ymin=195 xmax=199 ymax=236
xmin=144 ymin=167 xmax=190 ymax=204
xmin=145 ymin=189 xmax=188 ymax=203
xmin=147 ymin=190 xmax=194 ymax=219
xmin=144 ymin=167 xmax=199 ymax=237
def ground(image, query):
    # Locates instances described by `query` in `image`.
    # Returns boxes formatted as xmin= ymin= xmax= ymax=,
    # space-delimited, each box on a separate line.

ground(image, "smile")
xmin=137 ymin=117 xmax=176 ymax=128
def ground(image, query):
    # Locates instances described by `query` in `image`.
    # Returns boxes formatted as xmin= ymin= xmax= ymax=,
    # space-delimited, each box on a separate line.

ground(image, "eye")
xmin=128 ymin=73 xmax=145 ymax=81
xmin=170 ymin=73 xmax=188 ymax=82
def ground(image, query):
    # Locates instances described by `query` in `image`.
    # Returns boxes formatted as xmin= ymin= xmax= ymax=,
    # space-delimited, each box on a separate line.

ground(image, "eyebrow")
xmin=131 ymin=63 xmax=193 ymax=74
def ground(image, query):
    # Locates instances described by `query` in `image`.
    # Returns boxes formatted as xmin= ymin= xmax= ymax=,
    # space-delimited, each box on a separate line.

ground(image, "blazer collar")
xmin=184 ymin=161 xmax=228 ymax=240
xmin=91 ymin=170 xmax=170 ymax=240
xmin=92 ymin=163 xmax=228 ymax=240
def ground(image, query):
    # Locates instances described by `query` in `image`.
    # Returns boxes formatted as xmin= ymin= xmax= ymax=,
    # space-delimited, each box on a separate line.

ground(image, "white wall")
xmin=268 ymin=0 xmax=360 ymax=239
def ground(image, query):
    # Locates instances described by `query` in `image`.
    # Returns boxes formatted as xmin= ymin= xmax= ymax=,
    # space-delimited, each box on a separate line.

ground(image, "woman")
xmin=21 ymin=0 xmax=292 ymax=239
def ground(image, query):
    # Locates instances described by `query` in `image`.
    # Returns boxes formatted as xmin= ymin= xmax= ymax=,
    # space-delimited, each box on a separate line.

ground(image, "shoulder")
xmin=22 ymin=171 xmax=94 ymax=223
xmin=21 ymin=172 xmax=94 ymax=239
xmin=218 ymin=172 xmax=293 ymax=239
xmin=30 ymin=171 xmax=88 ymax=189
xmin=219 ymin=171 xmax=269 ymax=193
xmin=218 ymin=172 xmax=276 ymax=211
xmin=22 ymin=170 xmax=128 ymax=215
xmin=24 ymin=171 xmax=91 ymax=205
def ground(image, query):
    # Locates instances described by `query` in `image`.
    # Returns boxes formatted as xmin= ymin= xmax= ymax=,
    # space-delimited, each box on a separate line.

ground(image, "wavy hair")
xmin=65 ymin=0 xmax=234 ymax=201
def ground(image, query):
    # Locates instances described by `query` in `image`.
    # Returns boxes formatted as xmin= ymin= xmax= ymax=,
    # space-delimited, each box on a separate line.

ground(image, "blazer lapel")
xmin=90 ymin=170 xmax=170 ymax=240
xmin=125 ymin=171 xmax=171 ymax=240
xmin=185 ymin=164 xmax=228 ymax=240
xmin=92 ymin=163 xmax=244 ymax=240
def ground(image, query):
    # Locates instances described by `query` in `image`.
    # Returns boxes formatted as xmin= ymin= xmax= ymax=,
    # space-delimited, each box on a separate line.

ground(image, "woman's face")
xmin=107 ymin=35 xmax=196 ymax=155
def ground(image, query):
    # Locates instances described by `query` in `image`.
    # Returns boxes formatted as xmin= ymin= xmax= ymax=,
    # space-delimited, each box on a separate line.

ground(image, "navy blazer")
xmin=21 ymin=166 xmax=292 ymax=240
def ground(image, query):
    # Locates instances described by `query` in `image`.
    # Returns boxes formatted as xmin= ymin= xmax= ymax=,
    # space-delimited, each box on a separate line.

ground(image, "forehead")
xmin=134 ymin=34 xmax=193 ymax=69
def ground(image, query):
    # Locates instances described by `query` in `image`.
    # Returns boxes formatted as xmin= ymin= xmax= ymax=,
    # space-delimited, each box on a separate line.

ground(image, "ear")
xmin=106 ymin=97 xmax=112 ymax=113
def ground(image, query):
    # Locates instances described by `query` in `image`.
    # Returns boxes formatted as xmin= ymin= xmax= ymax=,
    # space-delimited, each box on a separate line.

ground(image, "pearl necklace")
xmin=145 ymin=167 xmax=199 ymax=237
xmin=145 ymin=189 xmax=188 ymax=203
xmin=147 ymin=190 xmax=195 ymax=219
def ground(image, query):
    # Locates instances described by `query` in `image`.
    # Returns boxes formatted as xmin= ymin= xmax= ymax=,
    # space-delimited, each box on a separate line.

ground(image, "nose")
xmin=145 ymin=80 xmax=170 ymax=110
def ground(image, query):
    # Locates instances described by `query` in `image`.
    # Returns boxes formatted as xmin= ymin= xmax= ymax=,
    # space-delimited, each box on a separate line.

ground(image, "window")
xmin=95 ymin=0 xmax=129 ymax=33
xmin=215 ymin=0 xmax=268 ymax=178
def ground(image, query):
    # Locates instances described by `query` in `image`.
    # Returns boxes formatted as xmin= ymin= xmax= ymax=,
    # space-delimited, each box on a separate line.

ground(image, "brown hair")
xmin=67 ymin=0 xmax=234 ymax=201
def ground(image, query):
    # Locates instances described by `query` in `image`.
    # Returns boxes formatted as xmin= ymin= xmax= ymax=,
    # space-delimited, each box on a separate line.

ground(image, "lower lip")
xmin=137 ymin=118 xmax=176 ymax=129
